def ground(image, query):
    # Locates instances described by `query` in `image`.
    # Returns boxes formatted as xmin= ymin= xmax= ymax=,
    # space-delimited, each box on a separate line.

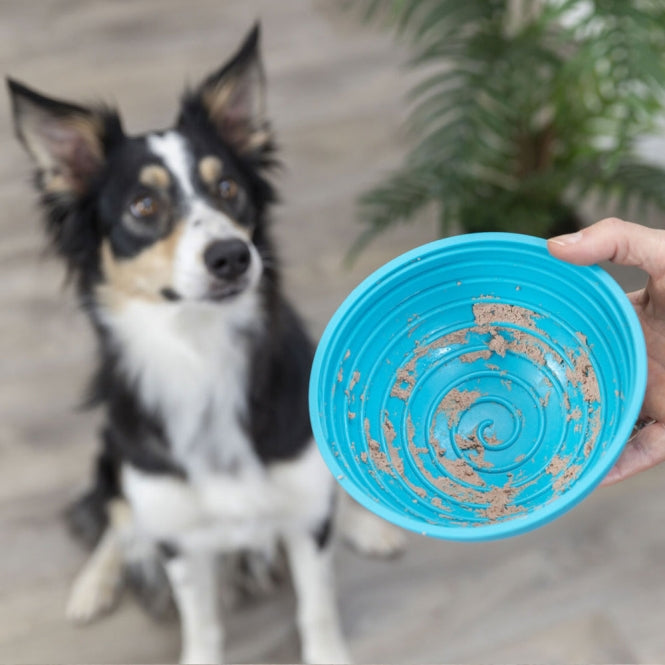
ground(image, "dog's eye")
xmin=130 ymin=194 xmax=159 ymax=219
xmin=217 ymin=177 xmax=238 ymax=201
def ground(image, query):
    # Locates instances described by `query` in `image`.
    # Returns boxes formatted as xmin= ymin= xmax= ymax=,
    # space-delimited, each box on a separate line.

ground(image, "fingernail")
xmin=549 ymin=231 xmax=583 ymax=246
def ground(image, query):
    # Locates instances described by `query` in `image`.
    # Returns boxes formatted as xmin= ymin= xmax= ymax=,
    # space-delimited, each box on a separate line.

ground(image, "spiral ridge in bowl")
xmin=309 ymin=233 xmax=647 ymax=541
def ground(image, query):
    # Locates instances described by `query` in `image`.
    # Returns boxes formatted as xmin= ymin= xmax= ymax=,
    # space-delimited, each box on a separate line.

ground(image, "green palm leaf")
xmin=349 ymin=0 xmax=665 ymax=255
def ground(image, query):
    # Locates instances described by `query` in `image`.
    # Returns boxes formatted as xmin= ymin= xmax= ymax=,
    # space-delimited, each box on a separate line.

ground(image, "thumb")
xmin=548 ymin=218 xmax=665 ymax=280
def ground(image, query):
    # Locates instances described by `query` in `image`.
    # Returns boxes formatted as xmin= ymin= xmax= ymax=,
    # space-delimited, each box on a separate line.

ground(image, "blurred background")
xmin=2 ymin=0 xmax=665 ymax=662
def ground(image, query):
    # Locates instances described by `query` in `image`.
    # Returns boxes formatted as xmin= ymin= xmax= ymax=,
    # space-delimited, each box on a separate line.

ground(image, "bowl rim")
xmin=309 ymin=232 xmax=648 ymax=541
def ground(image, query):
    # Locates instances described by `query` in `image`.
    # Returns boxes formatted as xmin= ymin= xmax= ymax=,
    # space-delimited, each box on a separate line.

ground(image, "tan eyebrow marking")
xmin=198 ymin=155 xmax=223 ymax=185
xmin=139 ymin=164 xmax=171 ymax=189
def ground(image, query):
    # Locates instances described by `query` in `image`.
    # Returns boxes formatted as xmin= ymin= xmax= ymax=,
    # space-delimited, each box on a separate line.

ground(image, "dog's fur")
xmin=8 ymin=25 xmax=404 ymax=664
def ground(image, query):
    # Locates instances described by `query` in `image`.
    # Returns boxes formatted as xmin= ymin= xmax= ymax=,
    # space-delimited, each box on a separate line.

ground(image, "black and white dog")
xmin=8 ymin=25 xmax=403 ymax=664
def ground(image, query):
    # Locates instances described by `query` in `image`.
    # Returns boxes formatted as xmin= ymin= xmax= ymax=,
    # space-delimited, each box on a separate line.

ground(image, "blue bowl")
xmin=309 ymin=233 xmax=647 ymax=541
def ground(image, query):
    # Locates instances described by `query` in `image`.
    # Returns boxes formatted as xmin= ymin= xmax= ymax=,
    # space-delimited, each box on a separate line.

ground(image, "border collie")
xmin=8 ymin=24 xmax=404 ymax=664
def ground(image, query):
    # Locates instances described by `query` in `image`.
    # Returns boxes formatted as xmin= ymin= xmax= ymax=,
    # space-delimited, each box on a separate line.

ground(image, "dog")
xmin=8 ymin=24 xmax=404 ymax=664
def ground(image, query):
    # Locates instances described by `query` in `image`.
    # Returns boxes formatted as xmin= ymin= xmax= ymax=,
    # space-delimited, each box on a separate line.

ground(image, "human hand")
xmin=548 ymin=217 xmax=665 ymax=486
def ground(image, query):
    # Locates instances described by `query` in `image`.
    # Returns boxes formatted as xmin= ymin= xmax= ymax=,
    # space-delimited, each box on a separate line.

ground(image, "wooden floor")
xmin=2 ymin=1 xmax=665 ymax=663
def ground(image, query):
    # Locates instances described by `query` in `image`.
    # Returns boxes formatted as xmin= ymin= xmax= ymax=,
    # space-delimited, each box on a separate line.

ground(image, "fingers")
xmin=600 ymin=421 xmax=665 ymax=487
xmin=548 ymin=218 xmax=665 ymax=487
xmin=548 ymin=218 xmax=665 ymax=279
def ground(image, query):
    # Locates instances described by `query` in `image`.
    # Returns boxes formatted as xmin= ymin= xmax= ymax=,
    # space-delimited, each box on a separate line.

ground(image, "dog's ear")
xmin=7 ymin=78 xmax=122 ymax=196
xmin=181 ymin=23 xmax=271 ymax=157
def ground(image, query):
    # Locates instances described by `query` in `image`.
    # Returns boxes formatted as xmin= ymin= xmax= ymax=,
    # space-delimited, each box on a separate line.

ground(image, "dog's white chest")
xmin=103 ymin=296 xmax=262 ymax=474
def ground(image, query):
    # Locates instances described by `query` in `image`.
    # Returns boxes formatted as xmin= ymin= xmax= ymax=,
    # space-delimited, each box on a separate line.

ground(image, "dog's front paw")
xmin=180 ymin=647 xmax=223 ymax=665
xmin=66 ymin=566 xmax=121 ymax=624
xmin=339 ymin=502 xmax=406 ymax=558
xmin=303 ymin=636 xmax=352 ymax=665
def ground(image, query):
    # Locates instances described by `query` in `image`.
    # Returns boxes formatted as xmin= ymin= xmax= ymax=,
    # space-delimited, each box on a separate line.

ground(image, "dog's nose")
xmin=203 ymin=239 xmax=251 ymax=280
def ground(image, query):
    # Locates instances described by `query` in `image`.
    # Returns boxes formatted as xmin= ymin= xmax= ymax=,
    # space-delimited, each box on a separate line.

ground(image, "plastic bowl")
xmin=309 ymin=233 xmax=647 ymax=541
